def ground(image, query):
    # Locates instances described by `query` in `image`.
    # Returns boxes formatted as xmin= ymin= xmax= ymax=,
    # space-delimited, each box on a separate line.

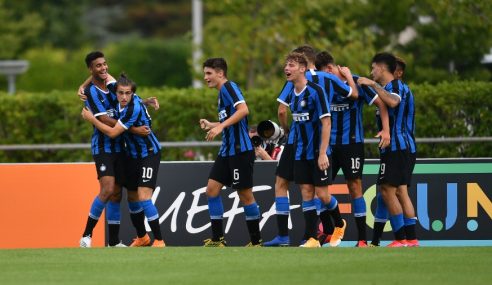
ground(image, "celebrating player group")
xmin=78 ymin=45 xmax=417 ymax=248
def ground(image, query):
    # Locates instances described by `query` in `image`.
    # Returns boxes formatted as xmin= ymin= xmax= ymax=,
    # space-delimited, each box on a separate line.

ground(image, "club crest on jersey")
xmin=300 ymin=100 xmax=307 ymax=107
xmin=218 ymin=110 xmax=228 ymax=121
xmin=100 ymin=164 xmax=107 ymax=172
xmin=106 ymin=109 xmax=116 ymax=118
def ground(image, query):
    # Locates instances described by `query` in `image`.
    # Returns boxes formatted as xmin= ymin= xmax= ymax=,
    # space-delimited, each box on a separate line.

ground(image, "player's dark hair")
xmin=116 ymin=73 xmax=137 ymax=93
xmin=395 ymin=56 xmax=406 ymax=72
xmin=292 ymin=45 xmax=316 ymax=65
xmin=315 ymin=51 xmax=335 ymax=70
xmin=85 ymin=51 xmax=105 ymax=68
xmin=286 ymin=52 xmax=308 ymax=68
xmin=372 ymin=52 xmax=397 ymax=73
xmin=203 ymin=58 xmax=228 ymax=77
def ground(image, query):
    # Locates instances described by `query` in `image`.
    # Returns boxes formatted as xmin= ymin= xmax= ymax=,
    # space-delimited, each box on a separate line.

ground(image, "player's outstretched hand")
xmin=132 ymin=125 xmax=151 ymax=137
xmin=81 ymin=107 xmax=94 ymax=122
xmin=145 ymin=97 xmax=160 ymax=110
xmin=78 ymin=86 xmax=87 ymax=101
xmin=337 ymin=65 xmax=353 ymax=80
xmin=357 ymin=77 xmax=375 ymax=87
xmin=206 ymin=125 xmax=223 ymax=141
xmin=317 ymin=153 xmax=329 ymax=171
xmin=375 ymin=130 xmax=390 ymax=149
xmin=199 ymin=119 xmax=212 ymax=131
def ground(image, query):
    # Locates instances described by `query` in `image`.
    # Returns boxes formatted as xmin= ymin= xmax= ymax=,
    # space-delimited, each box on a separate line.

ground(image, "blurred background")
xmin=0 ymin=0 xmax=491 ymax=162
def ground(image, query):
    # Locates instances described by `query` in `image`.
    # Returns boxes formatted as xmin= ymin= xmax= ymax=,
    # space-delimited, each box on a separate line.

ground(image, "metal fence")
xmin=0 ymin=137 xmax=491 ymax=151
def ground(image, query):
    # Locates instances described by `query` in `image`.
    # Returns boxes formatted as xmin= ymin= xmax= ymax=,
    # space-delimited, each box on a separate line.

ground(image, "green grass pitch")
xmin=0 ymin=247 xmax=490 ymax=285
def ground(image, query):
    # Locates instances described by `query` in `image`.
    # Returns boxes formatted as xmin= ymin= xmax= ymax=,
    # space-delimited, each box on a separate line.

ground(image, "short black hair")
xmin=372 ymin=52 xmax=397 ymax=73
xmin=315 ymin=51 xmax=335 ymax=70
xmin=85 ymin=51 xmax=105 ymax=68
xmin=292 ymin=45 xmax=316 ymax=65
xmin=203 ymin=58 xmax=228 ymax=77
xmin=116 ymin=73 xmax=137 ymax=93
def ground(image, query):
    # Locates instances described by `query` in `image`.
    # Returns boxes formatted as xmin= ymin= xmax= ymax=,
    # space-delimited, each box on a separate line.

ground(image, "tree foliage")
xmin=0 ymin=0 xmax=43 ymax=59
xmin=202 ymin=0 xmax=492 ymax=88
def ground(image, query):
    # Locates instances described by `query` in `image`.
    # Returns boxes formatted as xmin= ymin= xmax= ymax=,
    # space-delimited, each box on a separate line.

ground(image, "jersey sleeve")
xmin=331 ymin=75 xmax=352 ymax=98
xmin=386 ymin=80 xmax=403 ymax=102
xmin=223 ymin=82 xmax=245 ymax=107
xmin=314 ymin=85 xmax=331 ymax=119
xmin=84 ymin=86 xmax=108 ymax=117
xmin=118 ymin=100 xmax=141 ymax=130
xmin=277 ymin=81 xmax=294 ymax=106
xmin=359 ymin=85 xmax=378 ymax=105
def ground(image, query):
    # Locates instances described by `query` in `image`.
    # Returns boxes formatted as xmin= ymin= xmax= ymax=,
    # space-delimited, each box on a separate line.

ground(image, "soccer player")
xmin=81 ymin=73 xmax=165 ymax=247
xmin=199 ymin=58 xmax=262 ymax=247
xmin=315 ymin=51 xmax=390 ymax=247
xmin=357 ymin=52 xmax=416 ymax=247
xmin=265 ymin=45 xmax=354 ymax=247
xmin=79 ymin=51 xmax=148 ymax=248
xmin=282 ymin=52 xmax=346 ymax=248
xmin=370 ymin=56 xmax=418 ymax=247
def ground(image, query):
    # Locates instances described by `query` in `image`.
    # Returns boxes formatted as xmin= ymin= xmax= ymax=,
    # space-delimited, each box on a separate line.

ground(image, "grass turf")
xmin=0 ymin=247 xmax=489 ymax=285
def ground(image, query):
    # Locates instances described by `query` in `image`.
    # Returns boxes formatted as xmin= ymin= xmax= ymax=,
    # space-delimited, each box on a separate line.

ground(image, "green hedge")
xmin=0 ymin=81 xmax=491 ymax=162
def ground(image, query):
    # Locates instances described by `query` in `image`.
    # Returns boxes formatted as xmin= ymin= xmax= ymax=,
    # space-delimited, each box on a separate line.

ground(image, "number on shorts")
xmin=380 ymin=163 xmax=386 ymax=175
xmin=142 ymin=167 xmax=153 ymax=179
xmin=233 ymin=169 xmax=239 ymax=180
xmin=351 ymin=157 xmax=361 ymax=170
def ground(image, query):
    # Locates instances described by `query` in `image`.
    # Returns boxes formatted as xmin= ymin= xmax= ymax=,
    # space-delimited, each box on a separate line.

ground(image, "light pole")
xmin=192 ymin=0 xmax=203 ymax=88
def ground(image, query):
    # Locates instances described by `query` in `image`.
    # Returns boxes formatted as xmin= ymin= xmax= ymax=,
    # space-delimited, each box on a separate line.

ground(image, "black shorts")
xmin=294 ymin=157 xmax=332 ymax=187
xmin=209 ymin=150 xmax=255 ymax=189
xmin=124 ymin=151 xmax=161 ymax=191
xmin=377 ymin=150 xmax=410 ymax=187
xmin=93 ymin=152 xmax=126 ymax=185
xmin=407 ymin=152 xmax=417 ymax=187
xmin=331 ymin=143 xmax=364 ymax=180
xmin=275 ymin=143 xmax=294 ymax=181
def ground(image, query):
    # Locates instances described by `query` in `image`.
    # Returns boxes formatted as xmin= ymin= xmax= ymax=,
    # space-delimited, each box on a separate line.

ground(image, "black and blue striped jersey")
xmin=288 ymin=81 xmax=331 ymax=160
xmin=217 ymin=81 xmax=253 ymax=157
xmin=117 ymin=94 xmax=161 ymax=159
xmin=84 ymin=82 xmax=124 ymax=155
xmin=377 ymin=79 xmax=409 ymax=153
xmin=277 ymin=69 xmax=351 ymax=145
xmin=330 ymin=75 xmax=378 ymax=145
xmin=402 ymin=82 xmax=416 ymax=154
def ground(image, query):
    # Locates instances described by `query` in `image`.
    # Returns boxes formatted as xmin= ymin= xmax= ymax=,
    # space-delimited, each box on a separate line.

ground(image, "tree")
xmin=0 ymin=0 xmax=43 ymax=59
xmin=406 ymin=0 xmax=492 ymax=82
xmin=202 ymin=0 xmax=378 ymax=89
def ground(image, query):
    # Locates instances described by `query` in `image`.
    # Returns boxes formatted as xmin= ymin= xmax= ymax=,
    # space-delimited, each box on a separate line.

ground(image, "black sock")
xmin=319 ymin=210 xmax=334 ymax=235
xmin=371 ymin=221 xmax=386 ymax=245
xmin=277 ymin=214 xmax=289 ymax=236
xmin=328 ymin=205 xmax=344 ymax=227
xmin=130 ymin=211 xmax=147 ymax=238
xmin=211 ymin=219 xmax=223 ymax=241
xmin=303 ymin=209 xmax=318 ymax=239
xmin=355 ymin=216 xmax=367 ymax=241
xmin=83 ymin=216 xmax=98 ymax=237
xmin=404 ymin=224 xmax=417 ymax=240
xmin=394 ymin=227 xmax=405 ymax=240
xmin=246 ymin=219 xmax=262 ymax=244
xmin=108 ymin=224 xmax=120 ymax=246
xmin=148 ymin=219 xmax=162 ymax=241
